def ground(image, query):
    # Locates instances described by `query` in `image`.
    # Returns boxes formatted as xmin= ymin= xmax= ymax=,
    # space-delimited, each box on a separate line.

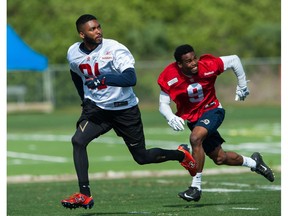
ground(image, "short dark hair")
xmin=174 ymin=44 xmax=194 ymax=62
xmin=76 ymin=14 xmax=97 ymax=32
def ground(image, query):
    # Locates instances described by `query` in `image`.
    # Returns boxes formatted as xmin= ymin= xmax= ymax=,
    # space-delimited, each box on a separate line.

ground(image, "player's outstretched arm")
xmin=220 ymin=55 xmax=250 ymax=101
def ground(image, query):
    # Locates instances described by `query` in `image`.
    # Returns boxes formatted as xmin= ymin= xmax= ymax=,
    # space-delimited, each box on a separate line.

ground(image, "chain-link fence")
xmin=7 ymin=57 xmax=281 ymax=111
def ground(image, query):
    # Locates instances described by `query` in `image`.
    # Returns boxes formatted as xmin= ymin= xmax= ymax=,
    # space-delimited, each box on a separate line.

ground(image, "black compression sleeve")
xmin=97 ymin=68 xmax=137 ymax=87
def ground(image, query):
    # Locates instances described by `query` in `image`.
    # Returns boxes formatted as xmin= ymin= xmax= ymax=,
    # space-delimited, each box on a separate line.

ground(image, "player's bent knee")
xmin=130 ymin=148 xmax=151 ymax=165
xmin=190 ymin=135 xmax=202 ymax=147
xmin=213 ymin=159 xmax=222 ymax=165
xmin=134 ymin=158 xmax=147 ymax=165
xmin=71 ymin=135 xmax=86 ymax=148
xmin=212 ymin=155 xmax=226 ymax=165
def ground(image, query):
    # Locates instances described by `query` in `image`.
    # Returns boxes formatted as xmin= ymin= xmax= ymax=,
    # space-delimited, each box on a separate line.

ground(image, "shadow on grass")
xmin=163 ymin=201 xmax=249 ymax=208
xmin=79 ymin=201 xmax=250 ymax=215
xmin=80 ymin=212 xmax=151 ymax=215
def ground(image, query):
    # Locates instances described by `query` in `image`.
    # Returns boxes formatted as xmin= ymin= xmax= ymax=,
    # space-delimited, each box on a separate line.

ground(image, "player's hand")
xmin=85 ymin=77 xmax=101 ymax=89
xmin=168 ymin=115 xmax=185 ymax=131
xmin=235 ymin=85 xmax=250 ymax=101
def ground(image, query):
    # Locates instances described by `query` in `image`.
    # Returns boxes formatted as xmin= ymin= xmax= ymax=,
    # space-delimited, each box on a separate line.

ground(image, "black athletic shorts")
xmin=187 ymin=108 xmax=225 ymax=154
xmin=77 ymin=99 xmax=145 ymax=148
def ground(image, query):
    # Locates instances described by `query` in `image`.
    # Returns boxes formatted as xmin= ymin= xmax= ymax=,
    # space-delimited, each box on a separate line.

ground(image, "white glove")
xmin=235 ymin=85 xmax=250 ymax=101
xmin=168 ymin=115 xmax=185 ymax=131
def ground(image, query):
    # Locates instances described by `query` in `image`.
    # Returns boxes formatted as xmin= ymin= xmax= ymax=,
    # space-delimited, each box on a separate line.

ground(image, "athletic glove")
xmin=85 ymin=77 xmax=104 ymax=89
xmin=235 ymin=85 xmax=250 ymax=101
xmin=168 ymin=115 xmax=185 ymax=131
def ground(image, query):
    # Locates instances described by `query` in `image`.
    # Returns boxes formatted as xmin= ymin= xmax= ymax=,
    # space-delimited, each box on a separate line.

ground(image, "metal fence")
xmin=7 ymin=57 xmax=281 ymax=112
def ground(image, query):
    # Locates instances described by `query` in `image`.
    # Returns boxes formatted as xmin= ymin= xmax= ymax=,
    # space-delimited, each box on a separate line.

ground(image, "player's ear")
xmin=79 ymin=31 xmax=85 ymax=39
xmin=177 ymin=61 xmax=183 ymax=69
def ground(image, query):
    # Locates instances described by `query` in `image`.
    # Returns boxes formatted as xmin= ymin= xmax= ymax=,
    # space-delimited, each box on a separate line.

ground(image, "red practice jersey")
xmin=157 ymin=54 xmax=225 ymax=123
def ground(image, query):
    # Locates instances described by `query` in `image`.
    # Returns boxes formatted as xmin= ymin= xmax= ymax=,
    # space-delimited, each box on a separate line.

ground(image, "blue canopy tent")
xmin=7 ymin=24 xmax=48 ymax=71
xmin=7 ymin=24 xmax=53 ymax=112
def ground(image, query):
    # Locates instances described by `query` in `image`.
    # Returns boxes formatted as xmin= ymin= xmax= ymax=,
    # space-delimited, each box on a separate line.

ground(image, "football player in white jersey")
xmin=61 ymin=14 xmax=197 ymax=210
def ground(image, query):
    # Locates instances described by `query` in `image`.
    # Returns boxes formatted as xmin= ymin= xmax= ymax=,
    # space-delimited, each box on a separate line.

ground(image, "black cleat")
xmin=178 ymin=187 xmax=202 ymax=202
xmin=251 ymin=152 xmax=275 ymax=182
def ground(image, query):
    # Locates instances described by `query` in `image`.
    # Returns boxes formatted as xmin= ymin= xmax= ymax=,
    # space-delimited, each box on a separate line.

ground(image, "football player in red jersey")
xmin=157 ymin=44 xmax=275 ymax=202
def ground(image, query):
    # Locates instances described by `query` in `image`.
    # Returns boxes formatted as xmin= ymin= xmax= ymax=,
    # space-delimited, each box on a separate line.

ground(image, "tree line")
xmin=7 ymin=0 xmax=280 ymax=63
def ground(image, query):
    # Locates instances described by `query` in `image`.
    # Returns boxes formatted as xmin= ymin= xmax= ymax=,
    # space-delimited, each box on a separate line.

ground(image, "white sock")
xmin=191 ymin=173 xmax=202 ymax=190
xmin=242 ymin=155 xmax=256 ymax=169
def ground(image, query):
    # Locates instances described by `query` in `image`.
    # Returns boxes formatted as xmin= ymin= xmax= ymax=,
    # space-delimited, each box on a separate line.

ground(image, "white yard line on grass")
xmin=7 ymin=166 xmax=281 ymax=184
xmin=232 ymin=207 xmax=259 ymax=211
xmin=7 ymin=151 xmax=68 ymax=163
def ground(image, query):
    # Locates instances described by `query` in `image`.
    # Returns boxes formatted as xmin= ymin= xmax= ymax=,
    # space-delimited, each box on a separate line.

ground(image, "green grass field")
xmin=7 ymin=105 xmax=281 ymax=215
xmin=7 ymin=173 xmax=281 ymax=216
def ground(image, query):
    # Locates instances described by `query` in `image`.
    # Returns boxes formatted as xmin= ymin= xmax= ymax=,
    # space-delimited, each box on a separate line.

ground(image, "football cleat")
xmin=177 ymin=144 xmax=197 ymax=176
xmin=61 ymin=193 xmax=94 ymax=209
xmin=178 ymin=187 xmax=202 ymax=202
xmin=250 ymin=152 xmax=275 ymax=182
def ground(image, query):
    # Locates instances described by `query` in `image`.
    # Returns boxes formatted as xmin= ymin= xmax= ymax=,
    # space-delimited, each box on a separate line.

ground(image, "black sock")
xmin=79 ymin=182 xmax=91 ymax=197
xmin=148 ymin=148 xmax=184 ymax=163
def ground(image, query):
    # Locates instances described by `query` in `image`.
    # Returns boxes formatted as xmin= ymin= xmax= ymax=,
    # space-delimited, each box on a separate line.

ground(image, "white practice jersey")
xmin=67 ymin=38 xmax=139 ymax=110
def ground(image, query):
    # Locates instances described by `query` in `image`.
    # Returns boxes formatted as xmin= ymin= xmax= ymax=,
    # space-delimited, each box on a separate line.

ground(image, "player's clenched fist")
xmin=85 ymin=77 xmax=102 ymax=89
xmin=235 ymin=85 xmax=250 ymax=101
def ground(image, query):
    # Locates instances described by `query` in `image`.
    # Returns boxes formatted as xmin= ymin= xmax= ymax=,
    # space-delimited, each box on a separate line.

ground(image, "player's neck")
xmin=80 ymin=42 xmax=98 ymax=54
xmin=181 ymin=71 xmax=193 ymax=78
xmin=84 ymin=43 xmax=98 ymax=51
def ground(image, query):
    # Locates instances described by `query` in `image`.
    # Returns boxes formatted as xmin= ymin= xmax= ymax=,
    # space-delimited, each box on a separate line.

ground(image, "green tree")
xmin=7 ymin=0 xmax=280 ymax=63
